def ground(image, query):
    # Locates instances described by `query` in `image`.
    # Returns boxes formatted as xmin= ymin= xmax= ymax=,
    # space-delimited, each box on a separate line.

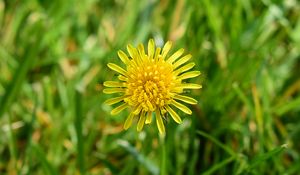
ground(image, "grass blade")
xmin=274 ymin=97 xmax=300 ymax=116
xmin=196 ymin=130 xmax=236 ymax=156
xmin=246 ymin=144 xmax=287 ymax=171
xmin=202 ymin=155 xmax=236 ymax=175
xmin=117 ymin=139 xmax=159 ymax=175
xmin=74 ymin=90 xmax=85 ymax=174
xmin=31 ymin=144 xmax=58 ymax=175
xmin=0 ymin=48 xmax=37 ymax=118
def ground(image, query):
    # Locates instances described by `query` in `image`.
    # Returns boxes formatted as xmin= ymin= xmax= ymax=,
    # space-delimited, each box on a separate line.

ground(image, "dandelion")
xmin=103 ymin=39 xmax=201 ymax=134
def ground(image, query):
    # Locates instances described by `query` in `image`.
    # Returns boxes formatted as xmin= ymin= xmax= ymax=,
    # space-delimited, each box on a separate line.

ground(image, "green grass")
xmin=1 ymin=0 xmax=300 ymax=174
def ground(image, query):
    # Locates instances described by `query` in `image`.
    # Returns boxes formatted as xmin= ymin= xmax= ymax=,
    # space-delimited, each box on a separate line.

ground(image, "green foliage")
xmin=0 ymin=0 xmax=300 ymax=174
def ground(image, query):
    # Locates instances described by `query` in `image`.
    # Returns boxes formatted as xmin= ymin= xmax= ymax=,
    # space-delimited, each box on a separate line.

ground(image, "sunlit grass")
xmin=0 ymin=0 xmax=300 ymax=174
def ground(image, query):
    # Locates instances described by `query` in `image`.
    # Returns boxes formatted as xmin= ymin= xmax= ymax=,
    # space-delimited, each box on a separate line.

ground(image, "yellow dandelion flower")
xmin=103 ymin=39 xmax=201 ymax=134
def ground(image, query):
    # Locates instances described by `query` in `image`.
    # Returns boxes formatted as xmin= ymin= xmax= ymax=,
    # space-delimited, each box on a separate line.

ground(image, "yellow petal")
xmin=145 ymin=112 xmax=152 ymax=124
xmin=173 ymin=94 xmax=197 ymax=104
xmin=173 ymin=54 xmax=192 ymax=69
xmin=167 ymin=48 xmax=184 ymax=63
xmin=103 ymin=88 xmax=125 ymax=94
xmin=137 ymin=112 xmax=146 ymax=131
xmin=161 ymin=41 xmax=172 ymax=59
xmin=133 ymin=105 xmax=143 ymax=115
xmin=127 ymin=44 xmax=142 ymax=65
xmin=165 ymin=106 xmax=182 ymax=124
xmin=179 ymin=83 xmax=202 ymax=89
xmin=171 ymin=87 xmax=184 ymax=93
xmin=148 ymin=39 xmax=155 ymax=59
xmin=118 ymin=50 xmax=130 ymax=64
xmin=127 ymin=44 xmax=137 ymax=58
xmin=107 ymin=63 xmax=127 ymax=76
xmin=177 ymin=71 xmax=201 ymax=80
xmin=154 ymin=47 xmax=161 ymax=62
xmin=138 ymin=44 xmax=145 ymax=57
xmin=124 ymin=113 xmax=134 ymax=130
xmin=174 ymin=62 xmax=195 ymax=75
xmin=111 ymin=103 xmax=128 ymax=115
xmin=156 ymin=109 xmax=165 ymax=134
xmin=103 ymin=81 xmax=125 ymax=87
xmin=104 ymin=96 xmax=125 ymax=105
xmin=146 ymin=100 xmax=154 ymax=111
xmin=118 ymin=75 xmax=128 ymax=81
xmin=171 ymin=100 xmax=192 ymax=115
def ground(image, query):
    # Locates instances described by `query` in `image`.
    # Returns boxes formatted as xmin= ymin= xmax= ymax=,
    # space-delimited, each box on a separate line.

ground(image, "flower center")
xmin=124 ymin=60 xmax=175 ymax=112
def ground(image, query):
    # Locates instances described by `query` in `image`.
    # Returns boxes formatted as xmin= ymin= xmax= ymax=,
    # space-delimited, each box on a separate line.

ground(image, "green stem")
xmin=160 ymin=134 xmax=167 ymax=175
xmin=75 ymin=90 xmax=85 ymax=174
xmin=7 ymin=113 xmax=18 ymax=172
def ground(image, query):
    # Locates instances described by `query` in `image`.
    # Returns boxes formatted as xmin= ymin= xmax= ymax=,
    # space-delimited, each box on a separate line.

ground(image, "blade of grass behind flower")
xmin=202 ymin=155 xmax=236 ymax=175
xmin=196 ymin=130 xmax=236 ymax=156
xmin=117 ymin=139 xmax=159 ymax=175
xmin=197 ymin=130 xmax=238 ymax=174
xmin=245 ymin=144 xmax=287 ymax=172
xmin=0 ymin=48 xmax=37 ymax=118
xmin=30 ymin=144 xmax=58 ymax=175
xmin=273 ymin=97 xmax=300 ymax=116
xmin=74 ymin=89 xmax=85 ymax=174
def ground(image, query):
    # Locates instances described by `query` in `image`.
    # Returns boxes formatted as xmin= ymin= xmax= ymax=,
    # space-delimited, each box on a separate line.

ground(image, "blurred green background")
xmin=1 ymin=0 xmax=300 ymax=174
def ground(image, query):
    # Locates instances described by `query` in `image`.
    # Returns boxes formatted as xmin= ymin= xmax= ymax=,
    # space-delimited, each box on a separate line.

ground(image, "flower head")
xmin=103 ymin=39 xmax=201 ymax=134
